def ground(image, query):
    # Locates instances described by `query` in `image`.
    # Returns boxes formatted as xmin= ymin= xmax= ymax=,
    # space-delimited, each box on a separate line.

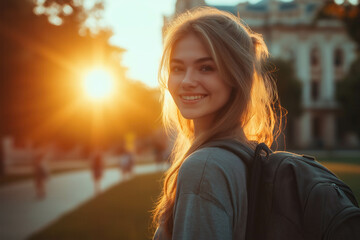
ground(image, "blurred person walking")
xmin=119 ymin=149 xmax=134 ymax=181
xmin=91 ymin=151 xmax=104 ymax=195
xmin=33 ymin=148 xmax=51 ymax=199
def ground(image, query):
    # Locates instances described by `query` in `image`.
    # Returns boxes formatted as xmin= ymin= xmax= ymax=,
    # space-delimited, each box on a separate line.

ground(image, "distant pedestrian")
xmin=119 ymin=150 xmax=134 ymax=180
xmin=91 ymin=151 xmax=104 ymax=195
xmin=33 ymin=151 xmax=50 ymax=199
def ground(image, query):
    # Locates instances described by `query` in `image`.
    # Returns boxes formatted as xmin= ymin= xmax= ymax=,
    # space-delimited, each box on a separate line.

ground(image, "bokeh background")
xmin=0 ymin=0 xmax=359 ymax=239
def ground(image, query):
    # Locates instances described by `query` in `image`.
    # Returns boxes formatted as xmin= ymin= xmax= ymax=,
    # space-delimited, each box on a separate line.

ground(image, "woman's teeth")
xmin=181 ymin=95 xmax=205 ymax=100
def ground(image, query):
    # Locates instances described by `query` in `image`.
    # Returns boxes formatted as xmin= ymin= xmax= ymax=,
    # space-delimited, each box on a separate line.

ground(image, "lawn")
xmin=321 ymin=162 xmax=360 ymax=202
xmin=317 ymin=156 xmax=360 ymax=165
xmin=335 ymin=172 xmax=360 ymax=203
xmin=29 ymin=162 xmax=360 ymax=240
xmin=29 ymin=173 xmax=163 ymax=240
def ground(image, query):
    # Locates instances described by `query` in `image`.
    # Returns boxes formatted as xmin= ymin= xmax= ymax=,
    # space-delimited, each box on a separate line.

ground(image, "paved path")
xmin=0 ymin=163 xmax=166 ymax=240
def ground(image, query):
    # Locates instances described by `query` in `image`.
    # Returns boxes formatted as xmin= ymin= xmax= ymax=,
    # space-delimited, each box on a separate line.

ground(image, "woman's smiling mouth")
xmin=180 ymin=94 xmax=207 ymax=103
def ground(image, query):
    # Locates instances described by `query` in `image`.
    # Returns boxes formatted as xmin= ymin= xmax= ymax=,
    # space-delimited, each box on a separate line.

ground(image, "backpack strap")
xmin=200 ymin=139 xmax=254 ymax=167
xmin=245 ymin=143 xmax=272 ymax=240
xmin=201 ymin=140 xmax=273 ymax=240
xmin=250 ymin=142 xmax=272 ymax=207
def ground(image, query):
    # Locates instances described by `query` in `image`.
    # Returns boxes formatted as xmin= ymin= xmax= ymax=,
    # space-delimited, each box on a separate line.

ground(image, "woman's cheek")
xmin=168 ymin=76 xmax=179 ymax=96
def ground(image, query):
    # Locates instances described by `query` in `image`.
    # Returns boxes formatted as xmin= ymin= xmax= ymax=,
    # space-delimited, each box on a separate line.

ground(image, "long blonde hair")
xmin=153 ymin=7 xmax=283 ymax=236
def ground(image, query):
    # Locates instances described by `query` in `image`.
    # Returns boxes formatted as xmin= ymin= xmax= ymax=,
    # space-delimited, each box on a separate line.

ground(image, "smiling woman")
xmin=83 ymin=68 xmax=114 ymax=101
xmin=153 ymin=7 xmax=283 ymax=240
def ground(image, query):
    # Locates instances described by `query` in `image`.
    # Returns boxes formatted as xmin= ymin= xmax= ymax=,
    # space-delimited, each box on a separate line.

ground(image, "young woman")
xmin=153 ymin=7 xmax=282 ymax=240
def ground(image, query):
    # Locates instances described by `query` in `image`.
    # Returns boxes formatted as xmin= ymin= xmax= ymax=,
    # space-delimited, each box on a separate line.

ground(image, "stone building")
xmin=165 ymin=0 xmax=357 ymax=149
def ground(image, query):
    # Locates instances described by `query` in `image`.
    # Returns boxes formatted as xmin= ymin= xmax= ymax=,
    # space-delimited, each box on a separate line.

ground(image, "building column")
xmin=294 ymin=41 xmax=312 ymax=148
xmin=321 ymin=43 xmax=335 ymax=101
xmin=296 ymin=41 xmax=311 ymax=107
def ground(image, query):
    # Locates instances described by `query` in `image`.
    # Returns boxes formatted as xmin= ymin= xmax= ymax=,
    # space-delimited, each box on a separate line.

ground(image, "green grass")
xmin=29 ymin=173 xmax=163 ymax=240
xmin=27 ymin=162 xmax=360 ymax=240
xmin=317 ymin=156 xmax=360 ymax=165
xmin=319 ymin=159 xmax=360 ymax=203
xmin=335 ymin=172 xmax=360 ymax=204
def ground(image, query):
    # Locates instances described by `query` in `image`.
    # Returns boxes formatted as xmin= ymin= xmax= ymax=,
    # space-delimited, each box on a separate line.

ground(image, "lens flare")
xmin=83 ymin=68 xmax=114 ymax=100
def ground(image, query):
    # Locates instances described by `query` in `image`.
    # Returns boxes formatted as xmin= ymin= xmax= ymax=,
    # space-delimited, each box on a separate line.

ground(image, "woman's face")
xmin=168 ymin=33 xmax=231 ymax=131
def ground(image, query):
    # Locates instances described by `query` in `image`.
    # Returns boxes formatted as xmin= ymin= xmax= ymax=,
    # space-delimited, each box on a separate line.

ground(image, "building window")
xmin=310 ymin=48 xmax=320 ymax=67
xmin=334 ymin=48 xmax=345 ymax=81
xmin=311 ymin=80 xmax=319 ymax=101
xmin=334 ymin=48 xmax=344 ymax=67
xmin=313 ymin=116 xmax=321 ymax=138
xmin=312 ymin=116 xmax=323 ymax=148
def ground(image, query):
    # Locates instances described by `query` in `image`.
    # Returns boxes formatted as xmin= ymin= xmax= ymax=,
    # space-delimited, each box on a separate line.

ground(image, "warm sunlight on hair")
xmin=83 ymin=68 xmax=114 ymax=101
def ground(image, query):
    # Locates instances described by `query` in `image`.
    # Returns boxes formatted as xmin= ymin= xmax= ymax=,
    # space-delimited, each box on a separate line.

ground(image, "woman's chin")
xmin=179 ymin=112 xmax=199 ymax=120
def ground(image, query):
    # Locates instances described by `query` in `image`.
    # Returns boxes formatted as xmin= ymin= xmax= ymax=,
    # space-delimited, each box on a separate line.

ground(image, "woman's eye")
xmin=200 ymin=65 xmax=214 ymax=72
xmin=170 ymin=66 xmax=182 ymax=73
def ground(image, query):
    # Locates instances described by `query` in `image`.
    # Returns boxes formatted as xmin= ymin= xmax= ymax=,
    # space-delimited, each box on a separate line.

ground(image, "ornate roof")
xmin=208 ymin=0 xmax=327 ymax=27
xmin=210 ymin=0 xmax=306 ymax=13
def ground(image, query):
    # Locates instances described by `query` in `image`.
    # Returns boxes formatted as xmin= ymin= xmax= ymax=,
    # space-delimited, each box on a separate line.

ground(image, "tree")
xmin=337 ymin=58 xmax=360 ymax=137
xmin=0 ymin=0 xmax=162 ymax=175
xmin=317 ymin=0 xmax=360 ymax=50
xmin=317 ymin=1 xmax=360 ymax=141
xmin=265 ymin=58 xmax=302 ymax=148
xmin=0 ymin=0 xmax=113 ymax=174
xmin=0 ymin=0 xmax=118 ymax=140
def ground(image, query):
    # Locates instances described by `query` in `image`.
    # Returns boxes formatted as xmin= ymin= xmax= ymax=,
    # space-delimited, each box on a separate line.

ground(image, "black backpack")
xmin=204 ymin=139 xmax=360 ymax=240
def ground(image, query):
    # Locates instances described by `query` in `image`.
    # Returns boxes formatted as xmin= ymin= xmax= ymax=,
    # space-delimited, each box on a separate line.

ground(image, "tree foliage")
xmin=317 ymin=0 xmax=360 ymax=50
xmin=263 ymin=58 xmax=302 ymax=148
xmin=265 ymin=58 xmax=302 ymax=119
xmin=337 ymin=58 xmax=360 ymax=137
xmin=0 ymin=0 xmax=162 ymax=150
xmin=317 ymin=1 xmax=360 ymax=139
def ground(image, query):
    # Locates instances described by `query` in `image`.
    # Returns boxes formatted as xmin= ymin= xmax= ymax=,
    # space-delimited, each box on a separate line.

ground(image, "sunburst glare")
xmin=83 ymin=68 xmax=114 ymax=101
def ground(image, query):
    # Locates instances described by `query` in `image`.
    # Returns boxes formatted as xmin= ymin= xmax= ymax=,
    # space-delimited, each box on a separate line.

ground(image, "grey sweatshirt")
xmin=154 ymin=146 xmax=248 ymax=240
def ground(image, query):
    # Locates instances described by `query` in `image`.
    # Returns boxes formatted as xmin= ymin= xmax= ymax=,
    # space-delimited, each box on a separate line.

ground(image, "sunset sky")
xmin=103 ymin=0 xmax=262 ymax=88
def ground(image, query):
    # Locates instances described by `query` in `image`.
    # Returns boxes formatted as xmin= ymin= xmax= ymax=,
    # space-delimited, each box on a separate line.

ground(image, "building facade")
xmin=166 ymin=0 xmax=357 ymax=149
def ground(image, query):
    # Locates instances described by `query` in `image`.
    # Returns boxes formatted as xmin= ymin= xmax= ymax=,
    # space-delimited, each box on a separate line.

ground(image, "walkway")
xmin=0 ymin=163 xmax=166 ymax=240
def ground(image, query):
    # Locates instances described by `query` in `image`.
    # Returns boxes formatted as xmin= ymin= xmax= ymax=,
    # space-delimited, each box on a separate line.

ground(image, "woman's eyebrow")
xmin=170 ymin=59 xmax=183 ymax=64
xmin=170 ymin=57 xmax=213 ymax=64
xmin=195 ymin=57 xmax=213 ymax=64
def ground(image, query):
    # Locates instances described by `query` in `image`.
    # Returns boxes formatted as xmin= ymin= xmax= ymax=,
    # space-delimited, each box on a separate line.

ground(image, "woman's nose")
xmin=181 ymin=69 xmax=198 ymax=89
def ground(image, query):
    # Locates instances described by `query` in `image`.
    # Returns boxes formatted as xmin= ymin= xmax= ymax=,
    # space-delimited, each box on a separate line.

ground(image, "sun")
xmin=83 ymin=68 xmax=114 ymax=101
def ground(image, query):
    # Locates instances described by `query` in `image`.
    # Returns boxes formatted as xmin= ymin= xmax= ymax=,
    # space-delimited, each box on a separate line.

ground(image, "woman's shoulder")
xmin=177 ymin=146 xmax=247 ymax=195
xmin=181 ymin=147 xmax=246 ymax=175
